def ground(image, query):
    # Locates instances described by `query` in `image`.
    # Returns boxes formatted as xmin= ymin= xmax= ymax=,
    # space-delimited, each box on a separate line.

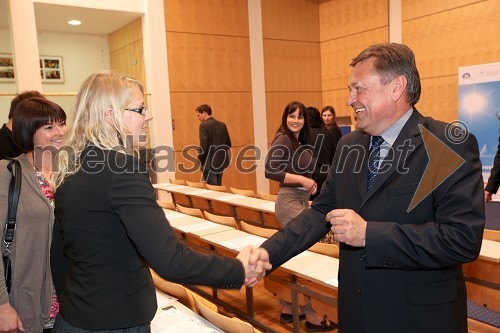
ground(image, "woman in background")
xmin=51 ymin=71 xmax=267 ymax=333
xmin=0 ymin=97 xmax=66 ymax=333
xmin=321 ymin=105 xmax=342 ymax=147
xmin=265 ymin=101 xmax=336 ymax=331
xmin=306 ymin=106 xmax=336 ymax=200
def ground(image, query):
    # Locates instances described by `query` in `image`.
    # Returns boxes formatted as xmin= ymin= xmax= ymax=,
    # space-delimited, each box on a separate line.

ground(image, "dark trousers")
xmin=53 ymin=314 xmax=151 ymax=333
xmin=202 ymin=168 xmax=223 ymax=185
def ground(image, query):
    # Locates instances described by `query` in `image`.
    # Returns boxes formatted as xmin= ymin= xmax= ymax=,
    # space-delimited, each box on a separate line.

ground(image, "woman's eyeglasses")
xmin=125 ymin=106 xmax=147 ymax=116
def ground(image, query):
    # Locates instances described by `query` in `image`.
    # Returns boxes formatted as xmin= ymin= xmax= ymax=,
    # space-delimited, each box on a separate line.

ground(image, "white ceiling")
xmin=0 ymin=0 xmax=142 ymax=35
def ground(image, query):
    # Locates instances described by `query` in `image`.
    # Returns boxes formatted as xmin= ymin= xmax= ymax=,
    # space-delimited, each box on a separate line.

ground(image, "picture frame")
xmin=40 ymin=55 xmax=64 ymax=83
xmin=0 ymin=53 xmax=15 ymax=82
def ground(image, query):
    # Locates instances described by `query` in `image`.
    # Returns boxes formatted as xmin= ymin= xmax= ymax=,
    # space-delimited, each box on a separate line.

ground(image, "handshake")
xmin=236 ymin=246 xmax=272 ymax=288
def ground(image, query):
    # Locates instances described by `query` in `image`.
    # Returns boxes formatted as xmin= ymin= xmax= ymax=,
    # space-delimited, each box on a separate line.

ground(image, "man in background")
xmin=485 ymin=130 xmax=500 ymax=201
xmin=0 ymin=90 xmax=45 ymax=159
xmin=195 ymin=104 xmax=231 ymax=185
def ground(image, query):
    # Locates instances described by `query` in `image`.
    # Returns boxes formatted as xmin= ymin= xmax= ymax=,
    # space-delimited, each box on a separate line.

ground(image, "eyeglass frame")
xmin=125 ymin=106 xmax=147 ymax=116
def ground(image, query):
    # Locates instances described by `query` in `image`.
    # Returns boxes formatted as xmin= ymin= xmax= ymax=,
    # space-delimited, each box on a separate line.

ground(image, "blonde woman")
xmin=51 ymin=71 xmax=268 ymax=333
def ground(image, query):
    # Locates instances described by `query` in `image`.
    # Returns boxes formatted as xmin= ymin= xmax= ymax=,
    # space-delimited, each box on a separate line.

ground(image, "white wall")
xmin=0 ymin=27 xmax=110 ymax=123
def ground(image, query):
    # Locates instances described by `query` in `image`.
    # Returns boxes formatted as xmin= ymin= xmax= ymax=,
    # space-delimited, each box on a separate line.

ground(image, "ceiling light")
xmin=67 ymin=20 xmax=81 ymax=26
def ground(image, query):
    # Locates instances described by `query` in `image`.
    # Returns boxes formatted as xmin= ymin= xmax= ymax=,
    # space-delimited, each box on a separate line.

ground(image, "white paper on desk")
xmin=155 ymin=291 xmax=177 ymax=308
xmin=153 ymin=183 xmax=171 ymax=189
xmin=185 ymin=189 xmax=213 ymax=195
xmin=260 ymin=202 xmax=275 ymax=211
xmin=178 ymin=222 xmax=219 ymax=232
xmin=324 ymin=277 xmax=339 ymax=287
xmin=216 ymin=194 xmax=246 ymax=201
xmin=164 ymin=212 xmax=185 ymax=220
xmin=293 ymin=250 xmax=314 ymax=259
xmin=221 ymin=235 xmax=267 ymax=250
xmin=151 ymin=306 xmax=222 ymax=333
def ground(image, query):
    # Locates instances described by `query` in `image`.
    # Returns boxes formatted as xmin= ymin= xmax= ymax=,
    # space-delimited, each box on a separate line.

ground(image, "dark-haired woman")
xmin=265 ymin=101 xmax=336 ymax=331
xmin=321 ymin=105 xmax=342 ymax=147
xmin=0 ymin=97 xmax=66 ymax=333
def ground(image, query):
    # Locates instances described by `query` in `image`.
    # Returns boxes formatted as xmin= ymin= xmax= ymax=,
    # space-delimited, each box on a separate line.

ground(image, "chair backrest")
xmin=240 ymin=221 xmax=278 ymax=238
xmin=257 ymin=191 xmax=277 ymax=201
xmin=157 ymin=200 xmax=176 ymax=210
xmin=205 ymin=183 xmax=227 ymax=192
xmin=204 ymin=211 xmax=238 ymax=229
xmin=150 ymin=269 xmax=196 ymax=310
xmin=169 ymin=178 xmax=186 ymax=185
xmin=308 ymin=242 xmax=339 ymax=258
xmin=483 ymin=228 xmax=500 ymax=241
xmin=185 ymin=180 xmax=205 ymax=188
xmin=176 ymin=204 xmax=204 ymax=219
xmin=192 ymin=293 xmax=259 ymax=333
xmin=229 ymin=187 xmax=256 ymax=198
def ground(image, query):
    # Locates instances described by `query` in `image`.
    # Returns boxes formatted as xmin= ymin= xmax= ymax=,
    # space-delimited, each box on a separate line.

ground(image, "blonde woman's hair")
xmin=54 ymin=71 xmax=144 ymax=189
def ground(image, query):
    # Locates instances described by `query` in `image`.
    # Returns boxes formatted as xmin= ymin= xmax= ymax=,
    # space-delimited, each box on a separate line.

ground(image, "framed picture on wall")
xmin=0 ymin=53 xmax=15 ymax=82
xmin=40 ymin=55 xmax=64 ymax=83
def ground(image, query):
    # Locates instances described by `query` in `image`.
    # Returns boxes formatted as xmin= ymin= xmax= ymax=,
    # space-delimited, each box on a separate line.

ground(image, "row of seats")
xmin=151 ymin=270 xmax=262 ymax=333
xmin=155 ymin=199 xmax=342 ymax=331
xmin=169 ymin=178 xmax=278 ymax=201
xmin=157 ymin=200 xmax=277 ymax=237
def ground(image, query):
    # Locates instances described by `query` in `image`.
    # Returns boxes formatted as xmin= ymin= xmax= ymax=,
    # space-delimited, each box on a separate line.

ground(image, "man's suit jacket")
xmin=51 ymin=146 xmax=244 ymax=330
xmin=485 ymin=135 xmax=500 ymax=194
xmin=260 ymin=110 xmax=485 ymax=333
xmin=198 ymin=117 xmax=232 ymax=172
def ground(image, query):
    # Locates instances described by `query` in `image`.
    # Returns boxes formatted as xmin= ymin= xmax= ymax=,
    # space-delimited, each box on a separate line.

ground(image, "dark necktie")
xmin=367 ymin=136 xmax=384 ymax=190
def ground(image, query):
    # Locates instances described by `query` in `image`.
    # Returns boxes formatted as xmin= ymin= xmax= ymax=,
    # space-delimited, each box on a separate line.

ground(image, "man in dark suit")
xmin=0 ymin=90 xmax=44 ymax=160
xmin=484 ymin=132 xmax=500 ymax=201
xmin=247 ymin=43 xmax=485 ymax=333
xmin=195 ymin=104 xmax=232 ymax=185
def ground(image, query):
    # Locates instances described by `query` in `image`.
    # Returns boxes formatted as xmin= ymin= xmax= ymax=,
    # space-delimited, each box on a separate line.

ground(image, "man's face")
xmin=196 ymin=111 xmax=207 ymax=122
xmin=346 ymin=57 xmax=396 ymax=136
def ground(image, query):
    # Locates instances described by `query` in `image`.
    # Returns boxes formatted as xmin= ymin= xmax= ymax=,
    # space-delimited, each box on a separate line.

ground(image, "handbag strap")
xmin=4 ymin=158 xmax=22 ymax=246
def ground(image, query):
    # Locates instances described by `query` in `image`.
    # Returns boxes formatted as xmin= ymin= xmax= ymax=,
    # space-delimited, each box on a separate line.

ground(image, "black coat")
xmin=260 ymin=110 xmax=485 ymax=333
xmin=51 ymin=146 xmax=244 ymax=330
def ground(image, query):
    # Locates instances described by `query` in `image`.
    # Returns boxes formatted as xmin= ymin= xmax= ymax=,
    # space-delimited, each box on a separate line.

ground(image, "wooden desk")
xmin=478 ymin=239 xmax=500 ymax=263
xmin=164 ymin=209 xmax=234 ymax=237
xmin=154 ymin=183 xmax=279 ymax=227
xmin=201 ymin=229 xmax=339 ymax=333
xmin=153 ymin=289 xmax=223 ymax=332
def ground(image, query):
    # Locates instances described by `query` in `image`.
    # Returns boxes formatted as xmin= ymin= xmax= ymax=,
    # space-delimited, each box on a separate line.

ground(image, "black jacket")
xmin=198 ymin=117 xmax=232 ymax=172
xmin=0 ymin=124 xmax=22 ymax=160
xmin=51 ymin=146 xmax=244 ymax=330
xmin=261 ymin=110 xmax=484 ymax=333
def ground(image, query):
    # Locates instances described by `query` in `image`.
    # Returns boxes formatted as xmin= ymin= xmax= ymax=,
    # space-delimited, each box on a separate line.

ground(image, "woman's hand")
xmin=302 ymin=176 xmax=317 ymax=195
xmin=0 ymin=303 xmax=24 ymax=333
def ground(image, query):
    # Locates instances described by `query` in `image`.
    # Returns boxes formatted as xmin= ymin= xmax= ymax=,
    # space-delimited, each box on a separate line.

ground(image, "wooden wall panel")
xmin=166 ymin=32 xmax=251 ymax=92
xmin=109 ymin=39 xmax=145 ymax=82
xmin=403 ymin=0 xmax=500 ymax=121
xmin=417 ymin=76 xmax=458 ymax=122
xmin=261 ymin=0 xmax=320 ymax=42
xmin=403 ymin=0 xmax=500 ymax=79
xmin=319 ymin=0 xmax=388 ymax=42
xmin=173 ymin=147 xmax=257 ymax=191
xmin=263 ymin=39 xmax=322 ymax=92
xmin=164 ymin=0 xmax=255 ymax=191
xmin=164 ymin=0 xmax=249 ymax=36
xmin=265 ymin=91 xmax=322 ymax=144
xmin=402 ymin=0 xmax=482 ymax=20
xmin=108 ymin=19 xmax=142 ymax=53
xmin=322 ymin=87 xmax=352 ymax=117
xmin=169 ymin=92 xmax=254 ymax=149
xmin=108 ymin=18 xmax=145 ymax=88
xmin=321 ymin=27 xmax=388 ymax=92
